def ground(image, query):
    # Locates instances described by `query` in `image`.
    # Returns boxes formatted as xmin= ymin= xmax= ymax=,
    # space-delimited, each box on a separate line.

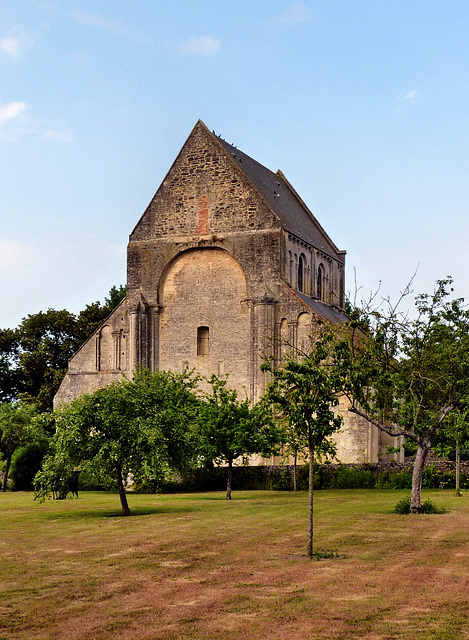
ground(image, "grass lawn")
xmin=1 ymin=488 xmax=468 ymax=640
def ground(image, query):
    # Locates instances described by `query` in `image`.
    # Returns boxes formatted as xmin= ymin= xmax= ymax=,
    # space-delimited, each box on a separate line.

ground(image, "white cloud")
xmin=44 ymin=129 xmax=74 ymax=142
xmin=179 ymin=36 xmax=221 ymax=55
xmin=0 ymin=26 xmax=37 ymax=60
xmin=272 ymin=2 xmax=312 ymax=26
xmin=397 ymin=89 xmax=420 ymax=106
xmin=0 ymin=102 xmax=27 ymax=127
xmin=0 ymin=237 xmax=32 ymax=270
xmin=72 ymin=9 xmax=128 ymax=35
xmin=404 ymin=89 xmax=419 ymax=104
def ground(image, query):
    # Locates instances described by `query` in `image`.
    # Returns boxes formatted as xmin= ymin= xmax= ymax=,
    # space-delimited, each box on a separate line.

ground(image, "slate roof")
xmin=216 ymin=133 xmax=345 ymax=263
xmin=294 ymin=290 xmax=349 ymax=324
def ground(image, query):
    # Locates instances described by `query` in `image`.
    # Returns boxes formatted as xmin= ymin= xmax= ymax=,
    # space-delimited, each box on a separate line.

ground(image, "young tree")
xmin=434 ymin=405 xmax=469 ymax=496
xmin=0 ymin=402 xmax=42 ymax=491
xmin=197 ymin=375 xmax=280 ymax=500
xmin=35 ymin=369 xmax=199 ymax=515
xmin=263 ymin=328 xmax=343 ymax=559
xmin=339 ymin=278 xmax=469 ymax=513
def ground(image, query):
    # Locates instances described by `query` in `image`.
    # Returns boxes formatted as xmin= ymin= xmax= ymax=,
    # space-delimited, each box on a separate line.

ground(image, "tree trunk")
xmin=1 ymin=454 xmax=11 ymax=492
xmin=455 ymin=441 xmax=461 ymax=496
xmin=115 ymin=463 xmax=130 ymax=516
xmin=307 ymin=444 xmax=314 ymax=558
xmin=293 ymin=452 xmax=297 ymax=492
xmin=226 ymin=458 xmax=233 ymax=500
xmin=411 ymin=440 xmax=430 ymax=513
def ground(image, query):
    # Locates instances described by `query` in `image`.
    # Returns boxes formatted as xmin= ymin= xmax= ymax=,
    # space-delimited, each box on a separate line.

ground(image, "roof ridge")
xmin=276 ymin=170 xmax=345 ymax=258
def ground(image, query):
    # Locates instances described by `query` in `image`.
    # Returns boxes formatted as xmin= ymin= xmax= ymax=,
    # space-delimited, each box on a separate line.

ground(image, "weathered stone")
xmin=55 ymin=120 xmax=401 ymax=463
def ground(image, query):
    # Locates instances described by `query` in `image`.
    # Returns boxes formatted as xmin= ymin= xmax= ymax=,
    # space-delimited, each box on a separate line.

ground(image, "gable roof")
xmin=210 ymin=125 xmax=345 ymax=263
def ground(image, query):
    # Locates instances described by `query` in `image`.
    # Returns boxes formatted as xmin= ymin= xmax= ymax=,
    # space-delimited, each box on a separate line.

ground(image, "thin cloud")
xmin=44 ymin=129 xmax=74 ymax=142
xmin=0 ymin=237 xmax=32 ymax=271
xmin=0 ymin=26 xmax=36 ymax=60
xmin=397 ymin=89 xmax=420 ymax=106
xmin=72 ymin=9 xmax=132 ymax=36
xmin=272 ymin=2 xmax=312 ymax=27
xmin=0 ymin=102 xmax=27 ymax=127
xmin=179 ymin=36 xmax=221 ymax=55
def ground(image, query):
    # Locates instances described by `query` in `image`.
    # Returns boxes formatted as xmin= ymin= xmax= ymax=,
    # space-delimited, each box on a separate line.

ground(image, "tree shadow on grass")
xmin=40 ymin=505 xmax=195 ymax=521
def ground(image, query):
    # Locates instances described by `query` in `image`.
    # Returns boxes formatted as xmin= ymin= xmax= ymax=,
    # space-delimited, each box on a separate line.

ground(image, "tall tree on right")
xmin=338 ymin=278 xmax=469 ymax=513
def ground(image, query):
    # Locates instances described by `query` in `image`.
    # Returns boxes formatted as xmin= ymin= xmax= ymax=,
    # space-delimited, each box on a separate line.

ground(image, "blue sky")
xmin=2 ymin=1 xmax=469 ymax=328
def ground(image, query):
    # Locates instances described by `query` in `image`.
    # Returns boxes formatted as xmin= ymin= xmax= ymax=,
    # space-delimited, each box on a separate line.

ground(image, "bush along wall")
xmin=158 ymin=460 xmax=469 ymax=493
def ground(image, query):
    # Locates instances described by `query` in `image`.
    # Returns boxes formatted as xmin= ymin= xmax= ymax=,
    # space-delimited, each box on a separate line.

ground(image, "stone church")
xmin=55 ymin=120 xmax=401 ymax=463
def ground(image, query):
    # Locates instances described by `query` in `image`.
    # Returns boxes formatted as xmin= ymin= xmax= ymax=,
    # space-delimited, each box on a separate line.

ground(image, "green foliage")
xmin=0 ymin=328 xmax=21 ymax=402
xmin=1 ymin=285 xmax=126 ymax=410
xmin=338 ymin=278 xmax=469 ymax=512
xmin=263 ymin=325 xmax=345 ymax=557
xmin=104 ymin=284 xmax=127 ymax=308
xmin=393 ymin=495 xmax=447 ymax=514
xmin=196 ymin=375 xmax=280 ymax=499
xmin=310 ymin=549 xmax=341 ymax=561
xmin=10 ymin=444 xmax=49 ymax=491
xmin=35 ymin=368 xmax=199 ymax=513
xmin=0 ymin=402 xmax=44 ymax=490
xmin=263 ymin=326 xmax=344 ymax=460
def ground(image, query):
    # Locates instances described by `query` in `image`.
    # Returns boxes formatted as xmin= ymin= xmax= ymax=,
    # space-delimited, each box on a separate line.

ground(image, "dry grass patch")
xmin=0 ymin=489 xmax=468 ymax=639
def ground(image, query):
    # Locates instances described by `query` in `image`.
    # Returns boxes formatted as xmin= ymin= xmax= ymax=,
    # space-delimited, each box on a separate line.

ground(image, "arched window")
xmin=317 ymin=265 xmax=324 ymax=301
xmin=288 ymin=250 xmax=293 ymax=285
xmin=197 ymin=326 xmax=209 ymax=355
xmin=298 ymin=255 xmax=304 ymax=292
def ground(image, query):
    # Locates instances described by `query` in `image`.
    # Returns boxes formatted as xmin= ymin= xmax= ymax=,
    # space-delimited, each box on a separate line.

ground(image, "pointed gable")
xmin=130 ymin=120 xmax=281 ymax=242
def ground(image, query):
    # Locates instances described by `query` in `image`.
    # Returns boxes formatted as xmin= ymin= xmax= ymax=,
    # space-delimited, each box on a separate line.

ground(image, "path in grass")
xmin=1 ymin=489 xmax=468 ymax=640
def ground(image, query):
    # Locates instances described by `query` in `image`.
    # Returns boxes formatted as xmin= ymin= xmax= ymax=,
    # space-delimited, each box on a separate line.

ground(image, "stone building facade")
xmin=55 ymin=120 xmax=401 ymax=464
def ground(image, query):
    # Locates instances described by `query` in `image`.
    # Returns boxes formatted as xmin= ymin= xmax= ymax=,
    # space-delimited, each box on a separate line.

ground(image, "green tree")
xmin=197 ymin=375 xmax=280 ymax=500
xmin=16 ymin=309 xmax=78 ymax=411
xmin=0 ymin=402 xmax=42 ymax=491
xmin=339 ymin=278 xmax=469 ymax=513
xmin=263 ymin=327 xmax=343 ymax=559
xmin=74 ymin=285 xmax=127 ymax=343
xmin=35 ymin=369 xmax=199 ymax=515
xmin=0 ymin=328 xmax=21 ymax=402
xmin=2 ymin=285 xmax=127 ymax=410
xmin=434 ymin=405 xmax=469 ymax=496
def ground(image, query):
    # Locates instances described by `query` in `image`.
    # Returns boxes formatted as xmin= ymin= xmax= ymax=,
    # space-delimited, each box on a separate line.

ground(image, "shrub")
xmin=392 ymin=495 xmax=447 ymax=514
xmin=10 ymin=444 xmax=48 ymax=491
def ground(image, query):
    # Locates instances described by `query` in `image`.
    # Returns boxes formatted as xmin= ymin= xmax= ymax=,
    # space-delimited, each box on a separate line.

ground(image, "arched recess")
xmin=297 ymin=312 xmax=312 ymax=356
xmin=158 ymin=248 xmax=250 ymax=393
xmin=298 ymin=254 xmax=307 ymax=293
xmin=298 ymin=254 xmax=305 ymax=291
xmin=279 ymin=318 xmax=289 ymax=361
xmin=317 ymin=264 xmax=324 ymax=301
xmin=98 ymin=325 xmax=112 ymax=371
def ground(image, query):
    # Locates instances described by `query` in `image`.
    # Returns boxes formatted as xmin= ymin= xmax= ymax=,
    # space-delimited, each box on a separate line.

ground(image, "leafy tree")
xmin=197 ymin=375 xmax=280 ymax=500
xmin=104 ymin=284 xmax=127 ymax=309
xmin=263 ymin=327 xmax=343 ymax=559
xmin=16 ymin=309 xmax=78 ymax=410
xmin=35 ymin=368 xmax=199 ymax=515
xmin=1 ymin=285 xmax=127 ymax=410
xmin=0 ymin=402 xmax=43 ymax=491
xmin=338 ymin=278 xmax=469 ymax=513
xmin=74 ymin=285 xmax=127 ymax=344
xmin=0 ymin=329 xmax=21 ymax=402
xmin=434 ymin=405 xmax=469 ymax=495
